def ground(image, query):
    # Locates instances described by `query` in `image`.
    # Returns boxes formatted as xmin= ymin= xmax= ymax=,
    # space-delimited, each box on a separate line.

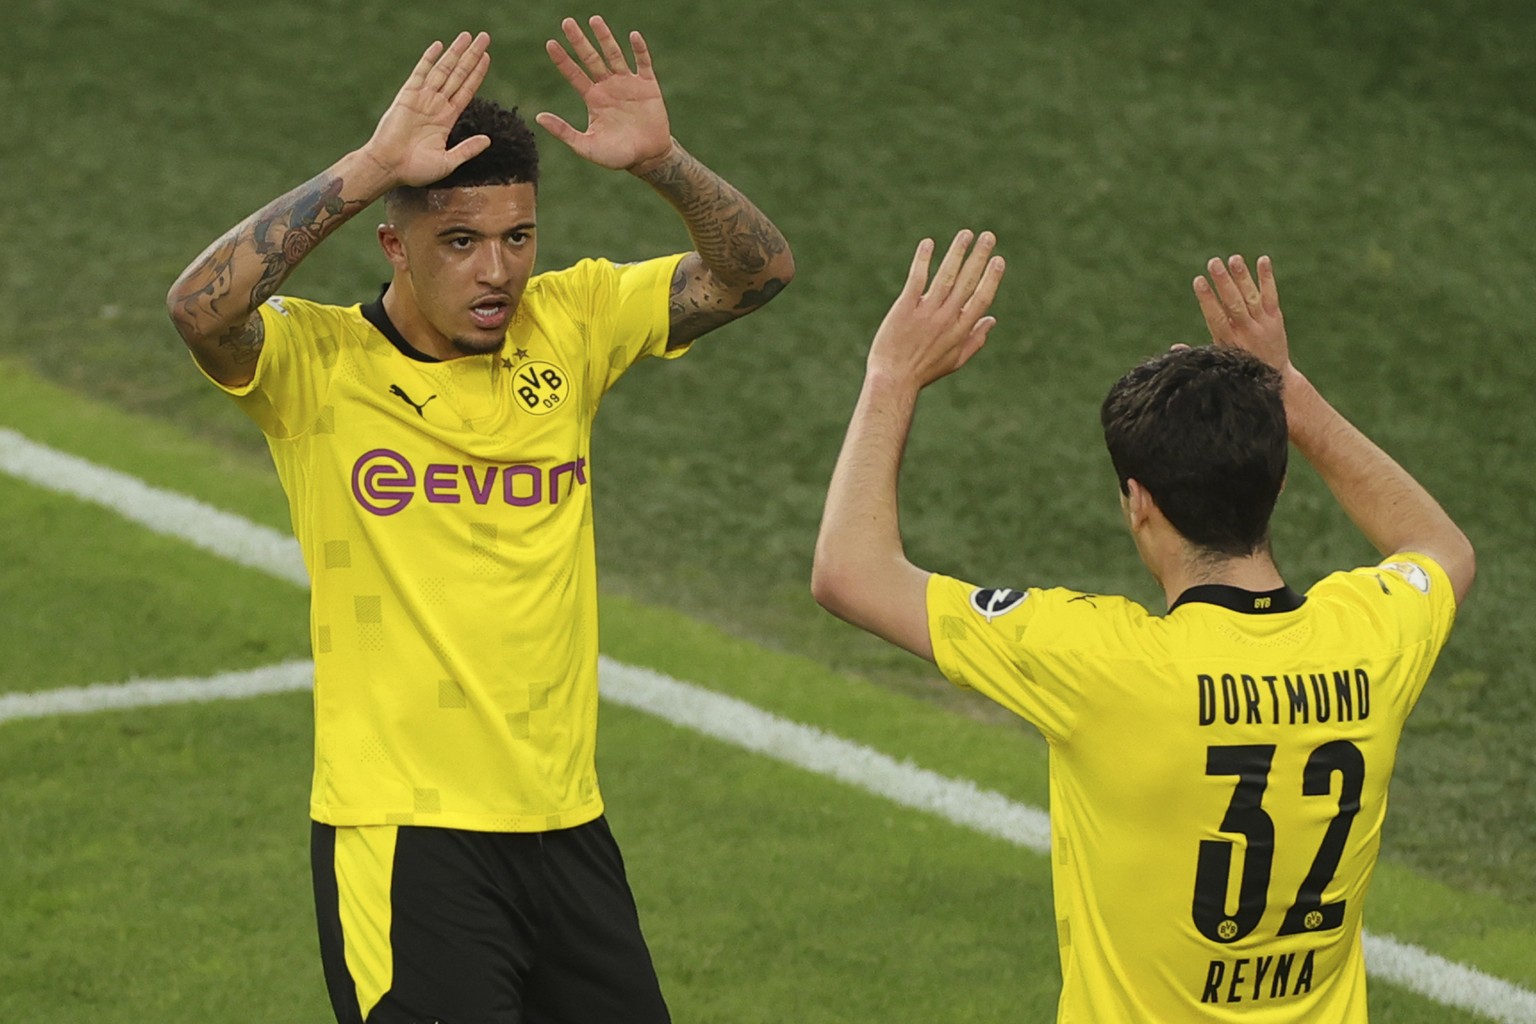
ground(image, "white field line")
xmin=2 ymin=429 xmax=1533 ymax=1024
xmin=0 ymin=427 xmax=308 ymax=587
xmin=0 ymin=661 xmax=314 ymax=722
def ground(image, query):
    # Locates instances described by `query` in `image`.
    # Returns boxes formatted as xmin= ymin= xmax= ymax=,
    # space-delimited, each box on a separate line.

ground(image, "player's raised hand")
xmin=1193 ymin=255 xmax=1292 ymax=371
xmin=361 ymin=31 xmax=492 ymax=188
xmin=867 ymin=231 xmax=1005 ymax=388
xmin=536 ymin=16 xmax=673 ymax=173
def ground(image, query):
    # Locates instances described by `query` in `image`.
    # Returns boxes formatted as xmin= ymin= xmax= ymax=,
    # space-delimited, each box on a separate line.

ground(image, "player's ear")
xmin=378 ymin=223 xmax=409 ymax=271
xmin=1125 ymin=478 xmax=1156 ymax=530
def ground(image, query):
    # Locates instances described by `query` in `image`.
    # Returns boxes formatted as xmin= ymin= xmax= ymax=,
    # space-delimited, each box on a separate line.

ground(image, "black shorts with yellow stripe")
xmin=311 ymin=816 xmax=670 ymax=1024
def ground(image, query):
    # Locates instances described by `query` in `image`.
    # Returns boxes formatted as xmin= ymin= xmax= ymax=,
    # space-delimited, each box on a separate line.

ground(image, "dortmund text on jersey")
xmin=927 ymin=556 xmax=1455 ymax=1023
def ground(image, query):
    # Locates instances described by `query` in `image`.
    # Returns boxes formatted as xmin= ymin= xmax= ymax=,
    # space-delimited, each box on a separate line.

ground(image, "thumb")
xmin=444 ymin=133 xmax=491 ymax=167
xmin=534 ymin=112 xmax=583 ymax=148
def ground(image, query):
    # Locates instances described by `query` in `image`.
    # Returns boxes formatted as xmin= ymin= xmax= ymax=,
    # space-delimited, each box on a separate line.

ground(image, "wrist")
xmin=628 ymin=138 xmax=682 ymax=178
xmin=862 ymin=364 xmax=924 ymax=404
xmin=343 ymin=146 xmax=404 ymax=199
xmin=1280 ymin=368 xmax=1328 ymax=444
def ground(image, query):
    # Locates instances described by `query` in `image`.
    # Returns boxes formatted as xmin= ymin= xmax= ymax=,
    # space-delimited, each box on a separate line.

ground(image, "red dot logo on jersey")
xmin=350 ymin=448 xmax=587 ymax=516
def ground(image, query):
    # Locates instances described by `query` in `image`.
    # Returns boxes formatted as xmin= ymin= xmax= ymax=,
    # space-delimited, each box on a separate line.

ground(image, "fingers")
xmin=445 ymin=133 xmax=492 ymax=166
xmin=904 ymin=238 xmax=936 ymax=299
xmin=558 ymin=16 xmax=608 ymax=74
xmin=1205 ymin=256 xmax=1249 ymax=320
xmin=928 ymin=230 xmax=974 ymax=301
xmin=871 ymin=232 xmax=1005 ymax=387
xmin=408 ymin=32 xmax=488 ymax=110
xmin=425 ymin=32 xmax=475 ymax=92
xmin=1192 ymin=274 xmax=1231 ymax=345
xmin=951 ymin=231 xmax=998 ymax=309
xmin=1256 ymin=255 xmax=1280 ymax=315
xmin=960 ymin=250 xmax=1006 ymax=321
xmin=533 ymin=111 xmax=581 ymax=146
xmin=405 ymin=40 xmax=447 ymax=91
xmin=630 ymin=30 xmax=655 ymax=79
xmin=588 ymin=15 xmax=629 ymax=72
xmin=921 ymin=230 xmax=1003 ymax=317
xmin=959 ymin=316 xmax=998 ymax=366
xmin=556 ymin=15 xmax=636 ymax=79
xmin=449 ymin=50 xmax=491 ymax=108
xmin=544 ymin=37 xmax=594 ymax=95
xmin=1227 ymin=254 xmax=1264 ymax=317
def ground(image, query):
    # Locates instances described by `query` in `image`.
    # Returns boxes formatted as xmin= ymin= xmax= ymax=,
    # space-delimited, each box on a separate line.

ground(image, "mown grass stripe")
xmin=2 ymin=430 xmax=1531 ymax=1023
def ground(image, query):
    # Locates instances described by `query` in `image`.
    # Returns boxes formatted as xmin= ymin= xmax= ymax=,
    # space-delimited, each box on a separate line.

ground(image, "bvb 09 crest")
xmin=512 ymin=361 xmax=569 ymax=416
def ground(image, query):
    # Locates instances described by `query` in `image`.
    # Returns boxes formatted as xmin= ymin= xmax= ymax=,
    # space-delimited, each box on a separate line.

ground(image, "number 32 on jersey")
xmin=1192 ymin=740 xmax=1365 ymax=943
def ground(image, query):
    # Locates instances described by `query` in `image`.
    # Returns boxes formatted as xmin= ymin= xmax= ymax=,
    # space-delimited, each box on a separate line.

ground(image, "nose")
xmin=478 ymin=243 xmax=510 ymax=286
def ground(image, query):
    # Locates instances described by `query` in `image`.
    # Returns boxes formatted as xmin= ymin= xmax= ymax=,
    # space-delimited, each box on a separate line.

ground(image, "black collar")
xmin=360 ymin=284 xmax=442 ymax=363
xmin=1169 ymin=584 xmax=1306 ymax=615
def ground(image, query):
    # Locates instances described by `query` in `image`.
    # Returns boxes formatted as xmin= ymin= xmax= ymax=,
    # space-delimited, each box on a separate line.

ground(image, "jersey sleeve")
xmin=191 ymin=295 xmax=342 ymax=439
xmin=1327 ymin=551 xmax=1458 ymax=708
xmin=926 ymin=573 xmax=1085 ymax=742
xmin=557 ymin=254 xmax=689 ymax=402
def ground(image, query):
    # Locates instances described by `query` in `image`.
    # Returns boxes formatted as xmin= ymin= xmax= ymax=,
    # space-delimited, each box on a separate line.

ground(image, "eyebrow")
xmin=436 ymin=221 xmax=537 ymax=239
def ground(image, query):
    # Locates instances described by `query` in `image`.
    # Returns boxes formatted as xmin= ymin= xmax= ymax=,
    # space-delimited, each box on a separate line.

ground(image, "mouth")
xmin=468 ymin=296 xmax=512 ymax=331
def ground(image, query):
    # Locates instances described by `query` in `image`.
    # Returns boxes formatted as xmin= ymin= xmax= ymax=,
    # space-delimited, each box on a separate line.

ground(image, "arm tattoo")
xmin=641 ymin=147 xmax=792 ymax=343
xmin=215 ymin=312 xmax=268 ymax=367
xmin=171 ymin=172 xmax=368 ymax=356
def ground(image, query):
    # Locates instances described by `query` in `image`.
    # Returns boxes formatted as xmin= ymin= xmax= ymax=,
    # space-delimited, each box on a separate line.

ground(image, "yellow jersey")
xmin=202 ymin=253 xmax=687 ymax=831
xmin=927 ymin=554 xmax=1456 ymax=1023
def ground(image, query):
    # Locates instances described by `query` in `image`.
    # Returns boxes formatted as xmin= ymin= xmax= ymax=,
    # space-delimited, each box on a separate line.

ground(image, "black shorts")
xmin=311 ymin=816 xmax=670 ymax=1024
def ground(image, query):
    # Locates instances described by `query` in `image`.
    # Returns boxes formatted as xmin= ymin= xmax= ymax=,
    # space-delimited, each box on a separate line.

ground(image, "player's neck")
xmin=382 ymin=277 xmax=457 ymax=362
xmin=1159 ymin=546 xmax=1286 ymax=610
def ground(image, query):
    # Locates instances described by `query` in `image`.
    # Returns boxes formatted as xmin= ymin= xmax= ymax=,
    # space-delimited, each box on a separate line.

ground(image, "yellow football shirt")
xmin=928 ymin=554 xmax=1456 ymax=1023
xmin=202 ymin=253 xmax=687 ymax=831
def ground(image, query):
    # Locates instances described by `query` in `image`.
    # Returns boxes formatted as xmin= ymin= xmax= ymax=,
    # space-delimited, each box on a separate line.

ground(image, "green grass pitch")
xmin=2 ymin=0 xmax=1533 ymax=1018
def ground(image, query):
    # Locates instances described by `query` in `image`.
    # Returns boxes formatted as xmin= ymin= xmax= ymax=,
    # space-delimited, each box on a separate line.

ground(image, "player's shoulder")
xmin=1308 ymin=553 xmax=1450 ymax=604
xmin=527 ymin=258 xmax=617 ymax=295
xmin=931 ymin=574 xmax=1159 ymax=650
xmin=1304 ymin=552 xmax=1456 ymax=643
xmin=259 ymin=294 xmax=367 ymax=332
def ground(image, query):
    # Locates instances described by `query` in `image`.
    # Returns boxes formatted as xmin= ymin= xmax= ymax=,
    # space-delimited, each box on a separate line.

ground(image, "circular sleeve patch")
xmin=969 ymin=587 xmax=1028 ymax=622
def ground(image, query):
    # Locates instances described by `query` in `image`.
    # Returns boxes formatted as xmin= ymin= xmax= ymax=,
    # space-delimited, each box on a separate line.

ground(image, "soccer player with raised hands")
xmin=814 ymin=237 xmax=1472 ymax=1022
xmin=168 ymin=18 xmax=791 ymax=1024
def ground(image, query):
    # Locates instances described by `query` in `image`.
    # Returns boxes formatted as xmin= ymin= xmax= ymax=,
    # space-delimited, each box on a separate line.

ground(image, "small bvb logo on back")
xmin=1304 ymin=910 xmax=1324 ymax=930
xmin=512 ymin=360 xmax=569 ymax=416
xmin=1217 ymin=920 xmax=1239 ymax=941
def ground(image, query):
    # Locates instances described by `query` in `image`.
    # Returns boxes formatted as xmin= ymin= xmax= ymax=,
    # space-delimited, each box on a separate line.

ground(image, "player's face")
xmin=383 ymin=183 xmax=538 ymax=357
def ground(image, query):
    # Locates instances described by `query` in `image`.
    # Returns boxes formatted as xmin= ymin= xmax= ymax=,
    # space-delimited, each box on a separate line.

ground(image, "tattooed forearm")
xmin=169 ymin=170 xmax=370 ymax=347
xmin=640 ymin=146 xmax=788 ymax=284
xmin=640 ymin=143 xmax=794 ymax=343
xmin=667 ymin=260 xmax=738 ymax=342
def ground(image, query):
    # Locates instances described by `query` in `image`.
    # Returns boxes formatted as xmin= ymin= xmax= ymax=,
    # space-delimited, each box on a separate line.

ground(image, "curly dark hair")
xmin=1100 ymin=346 xmax=1288 ymax=557
xmin=385 ymin=97 xmax=540 ymax=215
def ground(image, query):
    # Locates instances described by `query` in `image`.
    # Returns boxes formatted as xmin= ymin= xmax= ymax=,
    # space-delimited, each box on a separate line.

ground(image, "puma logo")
xmin=389 ymin=384 xmax=437 ymax=419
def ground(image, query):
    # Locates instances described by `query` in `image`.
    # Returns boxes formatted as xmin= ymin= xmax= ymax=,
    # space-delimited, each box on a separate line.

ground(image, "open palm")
xmin=365 ymin=31 xmax=492 ymax=187
xmin=536 ymin=16 xmax=673 ymax=172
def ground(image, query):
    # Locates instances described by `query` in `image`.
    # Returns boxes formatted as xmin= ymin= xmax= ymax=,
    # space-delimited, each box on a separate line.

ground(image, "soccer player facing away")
xmin=812 ymin=233 xmax=1474 ymax=1022
xmin=166 ymin=22 xmax=791 ymax=1024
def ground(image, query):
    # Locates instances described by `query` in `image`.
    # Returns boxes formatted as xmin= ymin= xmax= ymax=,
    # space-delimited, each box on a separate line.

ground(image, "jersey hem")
xmin=310 ymin=797 xmax=606 ymax=833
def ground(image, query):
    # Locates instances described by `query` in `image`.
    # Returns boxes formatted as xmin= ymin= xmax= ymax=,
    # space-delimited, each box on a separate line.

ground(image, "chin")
xmin=451 ymin=335 xmax=506 ymax=356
